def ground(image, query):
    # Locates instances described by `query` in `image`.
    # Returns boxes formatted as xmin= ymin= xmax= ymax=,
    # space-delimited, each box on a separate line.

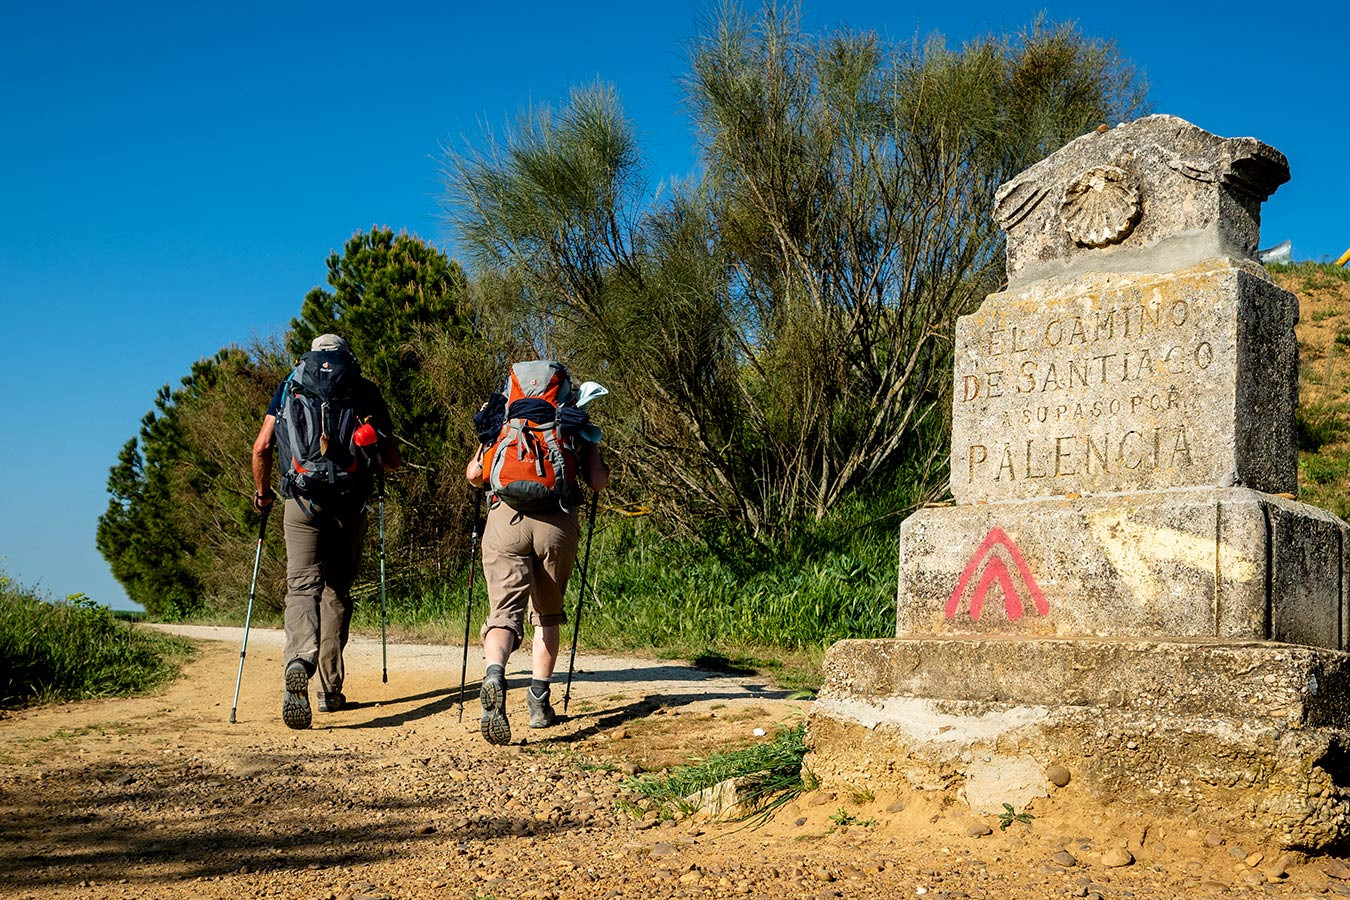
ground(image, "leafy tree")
xmin=97 ymin=347 xmax=285 ymax=618
xmin=288 ymin=228 xmax=469 ymax=423
xmin=100 ymin=231 xmax=496 ymax=618
xmin=98 ymin=432 xmax=201 ymax=618
xmin=288 ymin=228 xmax=482 ymax=566
xmin=443 ymin=7 xmax=1146 ymax=538
xmin=165 ymin=343 xmax=290 ymax=608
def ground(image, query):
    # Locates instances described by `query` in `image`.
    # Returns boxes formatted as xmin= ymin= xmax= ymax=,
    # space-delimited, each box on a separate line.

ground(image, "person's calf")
xmin=481 ymin=626 xmax=517 ymax=668
xmin=531 ymin=623 xmax=560 ymax=678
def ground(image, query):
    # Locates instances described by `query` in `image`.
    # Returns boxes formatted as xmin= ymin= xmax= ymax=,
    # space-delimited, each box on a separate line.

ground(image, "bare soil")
xmin=1 ymin=627 xmax=1346 ymax=900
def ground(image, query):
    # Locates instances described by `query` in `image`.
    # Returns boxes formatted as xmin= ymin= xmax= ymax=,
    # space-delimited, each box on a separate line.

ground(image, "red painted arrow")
xmin=945 ymin=526 xmax=1048 ymax=621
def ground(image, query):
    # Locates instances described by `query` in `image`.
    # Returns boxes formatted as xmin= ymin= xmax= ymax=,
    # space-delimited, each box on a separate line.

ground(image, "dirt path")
xmin=0 ymin=628 xmax=1344 ymax=900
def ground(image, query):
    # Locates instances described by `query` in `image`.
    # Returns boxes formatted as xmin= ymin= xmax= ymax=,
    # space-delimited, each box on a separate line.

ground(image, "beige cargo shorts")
xmin=480 ymin=501 xmax=579 ymax=649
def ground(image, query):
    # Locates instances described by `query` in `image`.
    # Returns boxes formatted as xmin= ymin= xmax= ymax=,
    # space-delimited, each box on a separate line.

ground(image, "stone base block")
xmin=899 ymin=487 xmax=1349 ymax=650
xmin=805 ymin=638 xmax=1350 ymax=850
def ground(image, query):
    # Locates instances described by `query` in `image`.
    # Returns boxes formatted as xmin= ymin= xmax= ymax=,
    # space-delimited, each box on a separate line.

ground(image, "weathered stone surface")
xmin=962 ymin=754 xmax=1047 ymax=814
xmin=951 ymin=261 xmax=1298 ymax=503
xmin=1269 ymin=502 xmax=1346 ymax=651
xmin=994 ymin=115 xmax=1288 ymax=289
xmin=899 ymin=488 xmax=1345 ymax=649
xmin=808 ymin=699 xmax=1350 ymax=850
xmin=815 ymin=638 xmax=1350 ymax=728
xmin=805 ymin=639 xmax=1350 ymax=850
xmin=684 ymin=777 xmax=750 ymax=820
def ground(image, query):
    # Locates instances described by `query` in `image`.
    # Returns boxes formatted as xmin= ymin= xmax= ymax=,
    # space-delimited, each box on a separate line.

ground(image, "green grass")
xmin=1302 ymin=452 xmax=1350 ymax=486
xmin=0 ymin=576 xmax=194 ymax=709
xmin=330 ymin=466 xmax=927 ymax=691
xmin=347 ymin=578 xmax=486 ymax=644
xmin=562 ymin=471 xmax=924 ymax=688
xmin=1287 ymin=264 xmax=1350 ymax=521
xmin=1296 ymin=400 xmax=1350 ymax=453
xmin=622 ymin=721 xmax=812 ymax=822
xmin=584 ymin=524 xmax=894 ymax=653
xmin=1300 ymin=448 xmax=1350 ymax=521
xmin=1268 ymin=260 xmax=1350 ymax=294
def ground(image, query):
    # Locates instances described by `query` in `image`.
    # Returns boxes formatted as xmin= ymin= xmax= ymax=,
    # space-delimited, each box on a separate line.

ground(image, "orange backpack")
xmin=482 ymin=360 xmax=583 ymax=513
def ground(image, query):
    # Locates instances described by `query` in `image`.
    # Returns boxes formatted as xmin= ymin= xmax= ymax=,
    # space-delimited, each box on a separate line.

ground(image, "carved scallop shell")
xmin=1060 ymin=166 xmax=1141 ymax=248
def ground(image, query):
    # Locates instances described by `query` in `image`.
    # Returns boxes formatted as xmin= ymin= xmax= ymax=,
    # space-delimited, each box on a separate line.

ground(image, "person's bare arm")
xmin=583 ymin=443 xmax=609 ymax=492
xmin=252 ymin=415 xmax=277 ymax=510
xmin=379 ymin=434 xmax=402 ymax=471
xmin=465 ymin=444 xmax=486 ymax=488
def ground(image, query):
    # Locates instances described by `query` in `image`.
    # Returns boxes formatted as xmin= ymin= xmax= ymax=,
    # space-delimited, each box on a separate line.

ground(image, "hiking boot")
xmin=316 ymin=691 xmax=346 ymax=713
xmin=527 ymin=686 xmax=557 ymax=729
xmin=479 ymin=670 xmax=511 ymax=745
xmin=282 ymin=660 xmax=311 ymax=730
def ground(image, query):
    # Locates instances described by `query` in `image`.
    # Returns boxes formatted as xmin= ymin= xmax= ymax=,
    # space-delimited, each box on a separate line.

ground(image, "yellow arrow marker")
xmin=1087 ymin=508 xmax=1258 ymax=606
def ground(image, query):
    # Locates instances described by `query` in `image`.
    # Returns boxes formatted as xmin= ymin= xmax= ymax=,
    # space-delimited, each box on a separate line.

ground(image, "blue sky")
xmin=2 ymin=1 xmax=1346 ymax=610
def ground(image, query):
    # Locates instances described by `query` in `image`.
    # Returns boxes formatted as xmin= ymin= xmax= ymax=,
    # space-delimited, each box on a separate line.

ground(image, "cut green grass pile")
xmin=0 ymin=576 xmax=194 ymax=709
xmin=622 ymin=721 xmax=812 ymax=822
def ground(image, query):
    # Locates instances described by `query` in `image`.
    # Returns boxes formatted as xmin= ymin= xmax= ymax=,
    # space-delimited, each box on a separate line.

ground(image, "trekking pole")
xmin=458 ymin=489 xmax=484 ymax=721
xmin=229 ymin=507 xmax=271 ymax=724
xmin=377 ymin=472 xmax=388 ymax=683
xmin=563 ymin=493 xmax=600 ymax=714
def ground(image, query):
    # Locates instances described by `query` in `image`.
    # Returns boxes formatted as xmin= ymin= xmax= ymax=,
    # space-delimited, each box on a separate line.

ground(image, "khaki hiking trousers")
xmin=480 ymin=501 xmax=578 ymax=650
xmin=282 ymin=497 xmax=367 ymax=696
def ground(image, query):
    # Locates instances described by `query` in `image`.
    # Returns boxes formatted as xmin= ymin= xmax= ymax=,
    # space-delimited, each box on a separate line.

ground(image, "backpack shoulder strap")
xmin=273 ymin=371 xmax=297 ymax=420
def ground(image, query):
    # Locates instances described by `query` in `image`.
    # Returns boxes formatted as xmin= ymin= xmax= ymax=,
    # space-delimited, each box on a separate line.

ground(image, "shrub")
xmin=0 ymin=577 xmax=193 ymax=708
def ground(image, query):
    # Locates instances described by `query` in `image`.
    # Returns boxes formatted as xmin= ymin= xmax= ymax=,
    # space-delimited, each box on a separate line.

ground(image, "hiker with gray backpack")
xmin=465 ymin=360 xmax=608 ymax=745
xmin=251 ymin=334 xmax=401 ymax=729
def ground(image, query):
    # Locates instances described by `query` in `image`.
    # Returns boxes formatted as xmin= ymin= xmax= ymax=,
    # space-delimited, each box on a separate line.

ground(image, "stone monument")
xmin=805 ymin=115 xmax=1350 ymax=849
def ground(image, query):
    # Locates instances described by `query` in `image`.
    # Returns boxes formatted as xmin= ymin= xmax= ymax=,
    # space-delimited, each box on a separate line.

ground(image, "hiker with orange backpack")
xmin=464 ymin=360 xmax=608 ymax=745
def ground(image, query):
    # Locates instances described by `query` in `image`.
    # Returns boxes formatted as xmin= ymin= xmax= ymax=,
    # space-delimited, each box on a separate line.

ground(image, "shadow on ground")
xmin=342 ymin=665 xmax=787 ymax=731
xmin=0 ymin=760 xmax=585 ymax=891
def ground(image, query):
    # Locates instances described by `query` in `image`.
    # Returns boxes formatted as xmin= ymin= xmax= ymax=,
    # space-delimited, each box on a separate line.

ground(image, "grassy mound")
xmin=1271 ymin=262 xmax=1350 ymax=518
xmin=0 ymin=576 xmax=194 ymax=709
